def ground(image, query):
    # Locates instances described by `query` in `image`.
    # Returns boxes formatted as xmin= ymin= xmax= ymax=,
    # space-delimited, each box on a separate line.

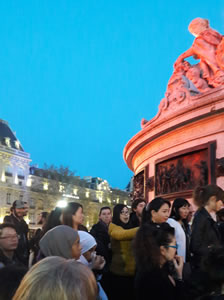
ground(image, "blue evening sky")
xmin=0 ymin=1 xmax=223 ymax=189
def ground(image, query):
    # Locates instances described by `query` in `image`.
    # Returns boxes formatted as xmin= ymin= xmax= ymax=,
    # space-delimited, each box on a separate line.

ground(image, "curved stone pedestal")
xmin=124 ymin=86 xmax=224 ymax=203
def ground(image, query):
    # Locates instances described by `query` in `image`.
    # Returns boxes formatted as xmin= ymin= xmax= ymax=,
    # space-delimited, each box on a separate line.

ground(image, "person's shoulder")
xmin=92 ymin=221 xmax=102 ymax=229
xmin=3 ymin=215 xmax=13 ymax=223
xmin=108 ymin=222 xmax=120 ymax=233
xmin=167 ymin=218 xmax=179 ymax=228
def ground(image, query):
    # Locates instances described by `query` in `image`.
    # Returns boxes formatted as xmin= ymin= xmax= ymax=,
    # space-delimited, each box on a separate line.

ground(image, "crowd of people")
xmin=1 ymin=184 xmax=224 ymax=299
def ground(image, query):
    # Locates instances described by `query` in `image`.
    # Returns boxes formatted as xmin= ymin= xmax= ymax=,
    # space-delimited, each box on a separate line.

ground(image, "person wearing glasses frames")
xmin=134 ymin=223 xmax=185 ymax=300
xmin=108 ymin=204 xmax=139 ymax=300
xmin=0 ymin=223 xmax=22 ymax=268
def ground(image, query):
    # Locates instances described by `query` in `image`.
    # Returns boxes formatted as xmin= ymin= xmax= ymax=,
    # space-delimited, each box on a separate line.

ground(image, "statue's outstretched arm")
xmin=174 ymin=48 xmax=194 ymax=68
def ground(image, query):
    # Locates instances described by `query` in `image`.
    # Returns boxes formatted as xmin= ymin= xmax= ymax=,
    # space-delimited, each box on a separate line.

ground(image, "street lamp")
xmin=56 ymin=200 xmax=67 ymax=208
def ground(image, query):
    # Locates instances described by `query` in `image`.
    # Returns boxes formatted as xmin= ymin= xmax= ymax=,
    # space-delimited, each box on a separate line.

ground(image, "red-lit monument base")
xmin=123 ymin=86 xmax=224 ymax=206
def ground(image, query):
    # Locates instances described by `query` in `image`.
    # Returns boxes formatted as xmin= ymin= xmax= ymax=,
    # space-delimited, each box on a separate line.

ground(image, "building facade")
xmin=0 ymin=119 xmax=130 ymax=229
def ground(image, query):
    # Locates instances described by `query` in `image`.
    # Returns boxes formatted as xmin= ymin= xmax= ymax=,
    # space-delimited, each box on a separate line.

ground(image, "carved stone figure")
xmin=216 ymin=158 xmax=224 ymax=177
xmin=142 ymin=18 xmax=224 ymax=129
xmin=174 ymin=18 xmax=224 ymax=87
xmin=133 ymin=170 xmax=145 ymax=201
xmin=185 ymin=64 xmax=211 ymax=92
xmin=155 ymin=18 xmax=224 ymax=117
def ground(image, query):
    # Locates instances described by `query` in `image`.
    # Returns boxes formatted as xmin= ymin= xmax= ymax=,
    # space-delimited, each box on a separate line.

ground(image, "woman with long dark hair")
xmin=108 ymin=204 xmax=138 ymax=300
xmin=168 ymin=198 xmax=190 ymax=262
xmin=190 ymin=184 xmax=224 ymax=269
xmin=134 ymin=223 xmax=185 ymax=300
xmin=62 ymin=202 xmax=87 ymax=231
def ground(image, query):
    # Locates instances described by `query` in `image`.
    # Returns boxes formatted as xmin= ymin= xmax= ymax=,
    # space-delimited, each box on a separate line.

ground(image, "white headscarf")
xmin=78 ymin=231 xmax=97 ymax=254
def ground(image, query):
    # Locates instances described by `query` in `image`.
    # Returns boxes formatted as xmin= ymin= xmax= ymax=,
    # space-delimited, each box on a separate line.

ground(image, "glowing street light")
xmin=57 ymin=200 xmax=67 ymax=208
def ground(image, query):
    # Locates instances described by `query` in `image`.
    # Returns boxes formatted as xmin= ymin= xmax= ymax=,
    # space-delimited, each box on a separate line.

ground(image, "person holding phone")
xmin=134 ymin=223 xmax=186 ymax=300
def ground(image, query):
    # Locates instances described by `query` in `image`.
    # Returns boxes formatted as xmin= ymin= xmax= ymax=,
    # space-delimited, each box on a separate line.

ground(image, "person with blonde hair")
xmin=13 ymin=256 xmax=97 ymax=300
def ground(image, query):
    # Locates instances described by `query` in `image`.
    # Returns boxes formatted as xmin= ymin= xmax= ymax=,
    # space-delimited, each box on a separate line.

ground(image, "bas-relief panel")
xmin=132 ymin=169 xmax=146 ymax=201
xmin=155 ymin=149 xmax=208 ymax=195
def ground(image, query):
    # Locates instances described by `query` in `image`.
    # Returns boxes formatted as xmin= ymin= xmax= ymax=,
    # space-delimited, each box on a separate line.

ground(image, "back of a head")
xmin=193 ymin=184 xmax=224 ymax=207
xmin=42 ymin=208 xmax=62 ymax=235
xmin=13 ymin=257 xmax=97 ymax=300
xmin=141 ymin=197 xmax=170 ymax=225
xmin=133 ymin=223 xmax=174 ymax=271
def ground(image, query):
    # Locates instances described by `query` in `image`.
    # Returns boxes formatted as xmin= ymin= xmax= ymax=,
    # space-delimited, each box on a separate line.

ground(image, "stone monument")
xmin=124 ymin=18 xmax=224 ymax=203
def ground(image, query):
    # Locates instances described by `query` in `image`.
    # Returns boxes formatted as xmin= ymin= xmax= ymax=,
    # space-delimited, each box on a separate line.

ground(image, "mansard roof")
xmin=0 ymin=119 xmax=24 ymax=151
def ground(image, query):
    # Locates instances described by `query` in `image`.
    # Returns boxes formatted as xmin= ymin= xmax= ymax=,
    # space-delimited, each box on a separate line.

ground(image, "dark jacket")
xmin=130 ymin=212 xmax=140 ymax=227
xmin=0 ymin=249 xmax=23 ymax=268
xmin=4 ymin=214 xmax=29 ymax=266
xmin=199 ymin=296 xmax=224 ymax=300
xmin=217 ymin=222 xmax=224 ymax=246
xmin=190 ymin=207 xmax=221 ymax=268
xmin=90 ymin=221 xmax=111 ymax=269
xmin=135 ymin=266 xmax=186 ymax=300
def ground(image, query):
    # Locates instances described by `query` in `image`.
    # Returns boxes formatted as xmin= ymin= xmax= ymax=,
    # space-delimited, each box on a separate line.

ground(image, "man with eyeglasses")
xmin=0 ymin=223 xmax=22 ymax=268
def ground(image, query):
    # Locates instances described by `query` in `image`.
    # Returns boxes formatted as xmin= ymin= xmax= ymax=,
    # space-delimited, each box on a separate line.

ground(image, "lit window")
xmin=14 ymin=175 xmax=18 ymax=184
xmin=5 ymin=137 xmax=11 ymax=147
xmin=124 ymin=200 xmax=127 ymax=205
xmin=43 ymin=182 xmax=48 ymax=190
xmin=18 ymin=168 xmax=25 ymax=180
xmin=73 ymin=188 xmax=78 ymax=195
xmin=5 ymin=166 xmax=13 ymax=177
xmin=59 ymin=185 xmax=64 ymax=192
xmin=85 ymin=191 xmax=89 ymax=198
xmin=116 ymin=198 xmax=119 ymax=204
xmin=26 ymin=178 xmax=32 ymax=187
xmin=1 ymin=172 xmax=5 ymax=182
xmin=15 ymin=140 xmax=20 ymax=149
xmin=29 ymin=213 xmax=35 ymax=224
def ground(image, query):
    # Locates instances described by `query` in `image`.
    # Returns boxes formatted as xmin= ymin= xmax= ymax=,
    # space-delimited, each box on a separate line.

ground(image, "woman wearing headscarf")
xmin=78 ymin=231 xmax=108 ymax=300
xmin=39 ymin=225 xmax=81 ymax=260
xmin=108 ymin=204 xmax=138 ymax=300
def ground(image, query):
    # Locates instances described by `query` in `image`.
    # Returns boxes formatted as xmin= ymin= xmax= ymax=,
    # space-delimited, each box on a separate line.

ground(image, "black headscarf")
xmin=112 ymin=204 xmax=133 ymax=229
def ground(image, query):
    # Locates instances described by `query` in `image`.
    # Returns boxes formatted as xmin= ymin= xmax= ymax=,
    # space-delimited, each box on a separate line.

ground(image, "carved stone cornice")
xmin=0 ymin=151 xmax=30 ymax=166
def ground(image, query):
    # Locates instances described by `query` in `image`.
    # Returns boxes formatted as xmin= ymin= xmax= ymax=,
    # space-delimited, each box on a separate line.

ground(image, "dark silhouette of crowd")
xmin=1 ymin=184 xmax=224 ymax=299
